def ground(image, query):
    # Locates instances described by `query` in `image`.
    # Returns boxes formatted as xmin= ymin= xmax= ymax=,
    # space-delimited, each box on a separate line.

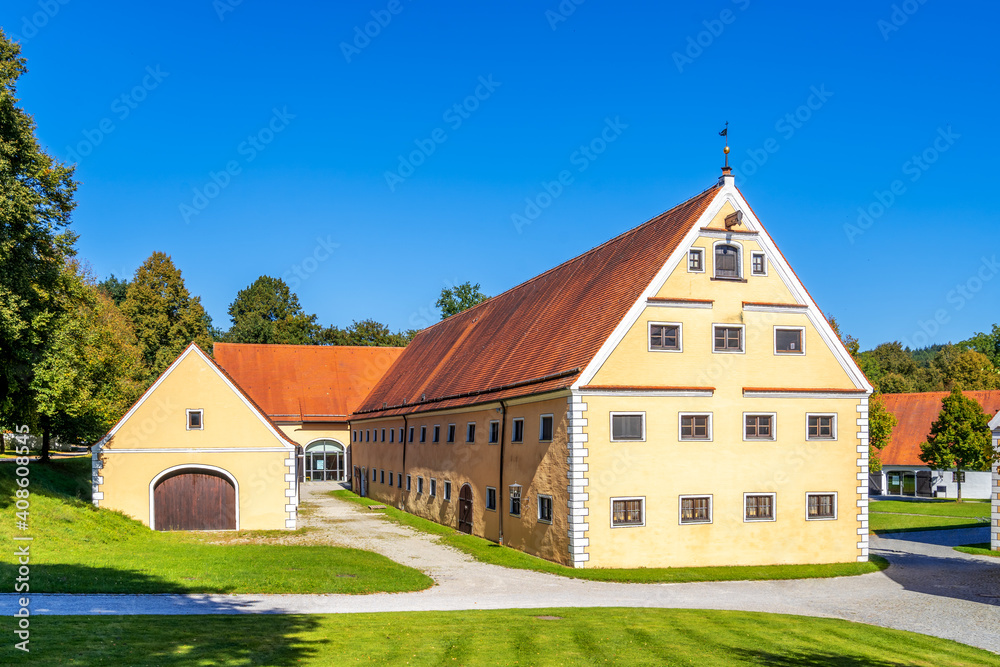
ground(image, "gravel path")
xmin=6 ymin=483 xmax=999 ymax=653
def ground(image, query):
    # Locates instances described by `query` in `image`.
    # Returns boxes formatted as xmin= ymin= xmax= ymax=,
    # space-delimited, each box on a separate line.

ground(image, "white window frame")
xmin=539 ymin=414 xmax=554 ymax=442
xmin=678 ymin=494 xmax=713 ymax=525
xmin=712 ymin=240 xmax=743 ymax=279
xmin=406 ymin=474 xmax=412 ymax=491
xmin=678 ymin=412 xmax=713 ymax=442
xmin=805 ymin=492 xmax=838 ymax=521
xmin=388 ymin=471 xmax=393 ymax=487
xmin=742 ymin=412 xmax=777 ymax=442
xmin=743 ymin=492 xmax=777 ymax=522
xmin=429 ymin=477 xmax=436 ymax=497
xmin=687 ymin=247 xmax=705 ymax=273
xmin=806 ymin=413 xmax=838 ymax=441
xmin=379 ymin=469 xmax=384 ymax=484
xmin=712 ymin=323 xmax=745 ymax=354
xmin=486 ymin=486 xmax=497 ymax=511
xmin=381 ymin=428 xmax=386 ymax=442
xmin=466 ymin=422 xmax=476 ymax=443
xmin=648 ymin=321 xmax=683 ymax=353
xmin=433 ymin=425 xmax=440 ymax=442
xmin=419 ymin=425 xmax=426 ymax=443
xmin=417 ymin=476 xmax=424 ymax=494
xmin=488 ymin=420 xmax=500 ymax=444
xmin=389 ymin=428 xmax=394 ymax=443
xmin=186 ymin=409 xmax=204 ymax=431
xmin=447 ymin=424 xmax=456 ymax=443
xmin=610 ymin=496 xmax=646 ymax=528
xmin=511 ymin=418 xmax=525 ymax=443
xmin=444 ymin=480 xmax=452 ymax=501
xmin=537 ymin=493 xmax=553 ymax=524
xmin=610 ymin=412 xmax=646 ymax=442
xmin=509 ymin=483 xmax=522 ymax=517
xmin=397 ymin=473 xmax=403 ymax=489
xmin=750 ymin=251 xmax=767 ymax=276
xmin=399 ymin=427 xmax=404 ymax=443
xmin=774 ymin=326 xmax=806 ymax=356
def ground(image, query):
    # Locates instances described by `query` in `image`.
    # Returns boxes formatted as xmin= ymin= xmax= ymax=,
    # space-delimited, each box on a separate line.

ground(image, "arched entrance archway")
xmin=304 ymin=439 xmax=346 ymax=482
xmin=151 ymin=466 xmax=237 ymax=531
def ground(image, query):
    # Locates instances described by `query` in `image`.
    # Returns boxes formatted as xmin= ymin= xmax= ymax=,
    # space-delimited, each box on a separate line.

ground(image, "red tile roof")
xmin=353 ymin=184 xmax=721 ymax=419
xmin=214 ymin=343 xmax=405 ymax=423
xmin=879 ymin=391 xmax=1000 ymax=466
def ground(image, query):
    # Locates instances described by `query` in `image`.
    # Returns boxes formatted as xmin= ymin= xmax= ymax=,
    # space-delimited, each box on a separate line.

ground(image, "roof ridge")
xmin=415 ymin=182 xmax=721 ymax=336
xmin=213 ymin=342 xmax=405 ymax=351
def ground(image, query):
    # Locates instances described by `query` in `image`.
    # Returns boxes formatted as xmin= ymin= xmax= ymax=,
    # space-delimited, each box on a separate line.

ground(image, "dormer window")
xmin=714 ymin=244 xmax=740 ymax=279
xmin=186 ymin=409 xmax=204 ymax=430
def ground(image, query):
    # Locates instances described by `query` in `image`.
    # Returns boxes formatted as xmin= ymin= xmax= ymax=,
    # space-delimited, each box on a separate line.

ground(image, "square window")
xmin=611 ymin=413 xmax=645 ymax=441
xmin=430 ymin=478 xmax=436 ymax=497
xmin=679 ymin=414 xmax=712 ymax=441
xmin=806 ymin=493 xmax=837 ymax=520
xmin=186 ymin=409 xmax=203 ymax=430
xmin=444 ymin=481 xmax=452 ymax=501
xmin=744 ymin=493 xmax=775 ymax=521
xmin=420 ymin=426 xmax=427 ymax=443
xmin=751 ymin=252 xmax=766 ymax=276
xmin=649 ymin=323 xmax=681 ymax=351
xmin=744 ymin=414 xmax=775 ymax=440
xmin=537 ymin=494 xmax=553 ymax=523
xmin=408 ymin=426 xmax=415 ymax=443
xmin=417 ymin=476 xmax=424 ymax=494
xmin=688 ymin=248 xmax=704 ymax=273
xmin=406 ymin=474 xmax=412 ymax=491
xmin=489 ymin=420 xmax=500 ymax=444
xmin=486 ymin=486 xmax=497 ymax=511
xmin=509 ymin=484 xmax=522 ymax=516
xmin=539 ymin=415 xmax=554 ymax=442
xmin=775 ymin=327 xmax=804 ymax=355
xmin=433 ymin=425 xmax=440 ymax=443
xmin=611 ymin=497 xmax=645 ymax=527
xmin=807 ymin=415 xmax=836 ymax=440
xmin=713 ymin=325 xmax=744 ymax=352
xmin=679 ymin=495 xmax=712 ymax=524
xmin=466 ymin=422 xmax=476 ymax=443
xmin=447 ymin=424 xmax=456 ymax=443
xmin=512 ymin=418 xmax=524 ymax=443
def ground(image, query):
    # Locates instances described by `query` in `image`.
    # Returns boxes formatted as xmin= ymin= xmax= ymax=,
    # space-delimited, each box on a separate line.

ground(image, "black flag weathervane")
xmin=720 ymin=121 xmax=730 ymax=170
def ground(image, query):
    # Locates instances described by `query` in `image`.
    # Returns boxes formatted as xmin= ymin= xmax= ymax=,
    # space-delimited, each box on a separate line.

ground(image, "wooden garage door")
xmin=154 ymin=470 xmax=236 ymax=531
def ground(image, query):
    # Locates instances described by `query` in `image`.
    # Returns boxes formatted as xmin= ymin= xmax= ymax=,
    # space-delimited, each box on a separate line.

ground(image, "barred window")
xmin=612 ymin=498 xmax=644 ymax=527
xmin=744 ymin=494 xmax=774 ymax=521
xmin=680 ymin=496 xmax=711 ymax=524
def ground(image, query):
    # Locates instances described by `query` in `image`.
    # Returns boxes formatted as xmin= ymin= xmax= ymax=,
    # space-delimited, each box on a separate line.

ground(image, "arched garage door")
xmin=153 ymin=468 xmax=236 ymax=531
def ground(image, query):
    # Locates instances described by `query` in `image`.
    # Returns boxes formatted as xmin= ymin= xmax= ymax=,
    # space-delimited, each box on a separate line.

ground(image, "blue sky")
xmin=3 ymin=0 xmax=997 ymax=350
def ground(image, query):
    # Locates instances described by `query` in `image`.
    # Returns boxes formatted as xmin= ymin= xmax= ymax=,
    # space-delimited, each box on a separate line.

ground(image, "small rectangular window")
xmin=447 ymin=424 xmax=456 ymax=443
xmin=433 ymin=425 xmax=440 ymax=443
xmin=486 ymin=486 xmax=497 ymax=511
xmin=399 ymin=427 xmax=404 ymax=443
xmin=806 ymin=493 xmax=837 ymax=520
xmin=744 ymin=414 xmax=775 ymax=440
xmin=186 ymin=409 xmax=203 ymax=430
xmin=417 ymin=476 xmax=424 ymax=494
xmin=537 ymin=494 xmax=553 ymax=523
xmin=509 ymin=485 xmax=522 ymax=516
xmin=679 ymin=414 xmax=711 ymax=441
xmin=380 ymin=470 xmax=385 ymax=484
xmin=489 ymin=420 xmax=500 ymax=444
xmin=511 ymin=418 xmax=524 ymax=443
xmin=611 ymin=497 xmax=645 ymax=527
xmin=444 ymin=481 xmax=452 ymax=501
xmin=775 ymin=327 xmax=804 ymax=355
xmin=744 ymin=493 xmax=775 ymax=521
xmin=611 ymin=413 xmax=645 ymax=441
xmin=365 ymin=429 xmax=370 ymax=442
xmin=398 ymin=473 xmax=403 ymax=489
xmin=649 ymin=323 xmax=681 ymax=351
xmin=807 ymin=415 xmax=836 ymax=440
xmin=466 ymin=422 xmax=476 ymax=443
xmin=381 ymin=428 xmax=386 ymax=442
xmin=389 ymin=428 xmax=394 ymax=443
xmin=952 ymin=471 xmax=965 ymax=483
xmin=713 ymin=325 xmax=743 ymax=352
xmin=539 ymin=414 xmax=554 ymax=442
xmin=406 ymin=474 xmax=412 ymax=491
xmin=751 ymin=252 xmax=766 ymax=276
xmin=408 ymin=426 xmax=415 ymax=443
xmin=420 ymin=426 xmax=426 ymax=443
xmin=430 ymin=478 xmax=436 ymax=497
xmin=388 ymin=471 xmax=394 ymax=487
xmin=352 ymin=430 xmax=357 ymax=442
xmin=679 ymin=495 xmax=712 ymax=524
xmin=688 ymin=248 xmax=704 ymax=272
xmin=371 ymin=468 xmax=376 ymax=482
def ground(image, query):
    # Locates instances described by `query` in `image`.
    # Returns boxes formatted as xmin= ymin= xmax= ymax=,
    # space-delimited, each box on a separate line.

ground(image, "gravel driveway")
xmin=6 ymin=483 xmax=999 ymax=654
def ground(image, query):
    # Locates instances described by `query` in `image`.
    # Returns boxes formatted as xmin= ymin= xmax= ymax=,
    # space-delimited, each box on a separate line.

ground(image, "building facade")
xmin=991 ymin=411 xmax=999 ymax=551
xmin=352 ymin=172 xmax=873 ymax=568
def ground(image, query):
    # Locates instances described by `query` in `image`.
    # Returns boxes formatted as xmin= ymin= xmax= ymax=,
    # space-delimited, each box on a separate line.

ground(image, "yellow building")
xmin=991 ymin=411 xmax=999 ymax=551
xmin=352 ymin=169 xmax=873 ymax=568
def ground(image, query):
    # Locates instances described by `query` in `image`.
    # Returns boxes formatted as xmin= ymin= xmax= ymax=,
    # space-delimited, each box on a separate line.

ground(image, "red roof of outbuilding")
xmin=353 ymin=184 xmax=721 ymax=419
xmin=879 ymin=390 xmax=1000 ymax=466
xmin=214 ymin=343 xmax=405 ymax=423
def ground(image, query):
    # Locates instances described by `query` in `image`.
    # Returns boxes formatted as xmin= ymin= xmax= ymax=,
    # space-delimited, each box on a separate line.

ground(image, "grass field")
xmin=333 ymin=490 xmax=887 ymax=583
xmin=870 ymin=499 xmax=991 ymax=534
xmin=12 ymin=608 xmax=998 ymax=666
xmin=0 ymin=457 xmax=432 ymax=594
xmin=954 ymin=543 xmax=1000 ymax=558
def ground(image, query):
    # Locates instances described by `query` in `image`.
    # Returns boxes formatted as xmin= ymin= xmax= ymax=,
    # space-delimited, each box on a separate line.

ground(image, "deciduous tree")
xmin=867 ymin=393 xmax=897 ymax=474
xmin=224 ymin=276 xmax=318 ymax=344
xmin=918 ymin=388 xmax=992 ymax=501
xmin=436 ymin=282 xmax=489 ymax=319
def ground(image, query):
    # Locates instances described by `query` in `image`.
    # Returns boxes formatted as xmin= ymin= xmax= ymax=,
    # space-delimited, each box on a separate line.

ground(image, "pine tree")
xmin=918 ymin=388 xmax=992 ymax=501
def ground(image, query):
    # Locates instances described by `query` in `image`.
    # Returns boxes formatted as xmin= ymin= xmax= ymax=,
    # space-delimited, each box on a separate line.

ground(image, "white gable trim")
xmin=574 ymin=183 xmax=872 ymax=392
xmin=93 ymin=343 xmax=295 ymax=454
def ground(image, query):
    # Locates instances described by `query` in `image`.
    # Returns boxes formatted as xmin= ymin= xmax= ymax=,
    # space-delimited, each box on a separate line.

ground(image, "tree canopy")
xmin=224 ymin=276 xmax=318 ymax=345
xmin=918 ymin=387 xmax=993 ymax=501
xmin=436 ymin=281 xmax=489 ymax=319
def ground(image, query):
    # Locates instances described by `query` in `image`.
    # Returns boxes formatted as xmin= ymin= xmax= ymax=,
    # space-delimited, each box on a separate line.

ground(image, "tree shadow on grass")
xmin=731 ymin=648 xmax=920 ymax=667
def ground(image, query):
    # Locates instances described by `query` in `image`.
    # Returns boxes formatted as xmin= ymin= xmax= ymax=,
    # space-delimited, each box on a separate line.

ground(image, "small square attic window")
xmin=186 ymin=409 xmax=203 ymax=430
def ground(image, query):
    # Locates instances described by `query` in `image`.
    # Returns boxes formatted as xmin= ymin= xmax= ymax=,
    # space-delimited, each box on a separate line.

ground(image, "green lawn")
xmin=870 ymin=499 xmax=991 ymax=534
xmin=13 ymin=609 xmax=998 ymax=666
xmin=954 ymin=543 xmax=1000 ymax=558
xmin=0 ymin=458 xmax=432 ymax=594
xmin=333 ymin=490 xmax=887 ymax=583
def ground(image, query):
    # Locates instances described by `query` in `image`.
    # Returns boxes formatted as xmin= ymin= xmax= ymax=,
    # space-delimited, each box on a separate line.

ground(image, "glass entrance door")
xmin=304 ymin=440 xmax=346 ymax=482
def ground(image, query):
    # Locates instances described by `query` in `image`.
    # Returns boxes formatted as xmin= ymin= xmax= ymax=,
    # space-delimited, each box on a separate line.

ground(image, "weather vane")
xmin=719 ymin=121 xmax=729 ymax=169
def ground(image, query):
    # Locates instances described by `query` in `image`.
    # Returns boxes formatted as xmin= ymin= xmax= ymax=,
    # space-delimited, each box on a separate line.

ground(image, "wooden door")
xmin=458 ymin=484 xmax=473 ymax=534
xmin=154 ymin=470 xmax=236 ymax=531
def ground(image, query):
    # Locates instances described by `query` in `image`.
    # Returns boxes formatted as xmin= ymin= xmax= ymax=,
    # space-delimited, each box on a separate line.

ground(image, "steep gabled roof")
xmin=354 ymin=184 xmax=721 ymax=419
xmin=879 ymin=390 xmax=1000 ymax=466
xmin=214 ymin=343 xmax=405 ymax=422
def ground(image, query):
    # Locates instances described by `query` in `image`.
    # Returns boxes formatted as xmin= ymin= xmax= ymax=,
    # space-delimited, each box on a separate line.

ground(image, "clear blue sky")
xmin=3 ymin=0 xmax=997 ymax=350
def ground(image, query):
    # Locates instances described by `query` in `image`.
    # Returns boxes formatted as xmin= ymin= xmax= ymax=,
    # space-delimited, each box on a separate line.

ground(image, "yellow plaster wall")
xmin=353 ymin=393 xmax=572 ymax=565
xmin=97 ymin=350 xmax=294 ymax=530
